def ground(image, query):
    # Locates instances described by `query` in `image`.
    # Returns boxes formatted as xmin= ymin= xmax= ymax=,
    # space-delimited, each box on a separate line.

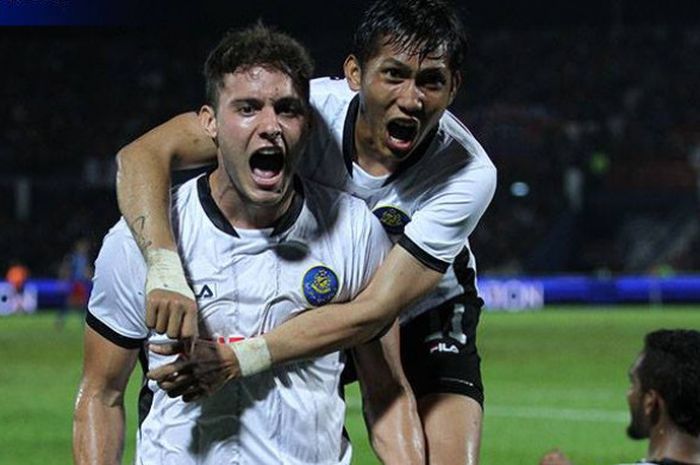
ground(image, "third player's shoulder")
xmin=309 ymin=77 xmax=356 ymax=114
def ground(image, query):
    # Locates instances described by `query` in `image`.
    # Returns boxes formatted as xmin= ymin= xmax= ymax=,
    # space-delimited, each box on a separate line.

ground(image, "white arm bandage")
xmin=145 ymin=248 xmax=195 ymax=300
xmin=230 ymin=337 xmax=272 ymax=377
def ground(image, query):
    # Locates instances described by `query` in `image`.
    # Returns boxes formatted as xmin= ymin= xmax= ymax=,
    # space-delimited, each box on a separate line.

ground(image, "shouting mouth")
xmin=250 ymin=146 xmax=285 ymax=189
xmin=386 ymin=119 xmax=419 ymax=154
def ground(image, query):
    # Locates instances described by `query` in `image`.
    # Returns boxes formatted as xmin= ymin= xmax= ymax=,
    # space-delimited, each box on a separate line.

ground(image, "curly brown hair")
xmin=204 ymin=23 xmax=314 ymax=110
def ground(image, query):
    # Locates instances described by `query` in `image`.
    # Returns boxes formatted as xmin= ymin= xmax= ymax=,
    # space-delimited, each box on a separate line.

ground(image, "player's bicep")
xmin=80 ymin=326 xmax=139 ymax=397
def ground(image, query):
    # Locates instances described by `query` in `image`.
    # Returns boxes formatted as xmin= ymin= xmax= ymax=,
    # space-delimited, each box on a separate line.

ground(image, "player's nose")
xmin=258 ymin=106 xmax=283 ymax=142
xmin=397 ymin=80 xmax=424 ymax=114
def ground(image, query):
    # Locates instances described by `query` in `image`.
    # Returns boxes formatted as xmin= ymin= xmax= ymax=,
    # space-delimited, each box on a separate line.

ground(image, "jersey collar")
xmin=197 ymin=172 xmax=305 ymax=238
xmin=342 ymin=94 xmax=439 ymax=187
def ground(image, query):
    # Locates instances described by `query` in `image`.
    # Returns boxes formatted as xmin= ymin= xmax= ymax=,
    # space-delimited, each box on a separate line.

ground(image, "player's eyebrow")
xmin=381 ymin=57 xmax=413 ymax=70
xmin=228 ymin=98 xmax=263 ymax=108
xmin=274 ymin=96 xmax=306 ymax=113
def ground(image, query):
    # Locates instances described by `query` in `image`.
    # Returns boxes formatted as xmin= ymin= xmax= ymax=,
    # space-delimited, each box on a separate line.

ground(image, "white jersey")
xmin=300 ymin=77 xmax=497 ymax=321
xmin=87 ymin=174 xmax=391 ymax=465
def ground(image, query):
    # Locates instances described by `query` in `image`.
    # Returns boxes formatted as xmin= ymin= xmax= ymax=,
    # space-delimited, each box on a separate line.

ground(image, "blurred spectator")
xmin=56 ymin=238 xmax=93 ymax=329
xmin=3 ymin=261 xmax=36 ymax=314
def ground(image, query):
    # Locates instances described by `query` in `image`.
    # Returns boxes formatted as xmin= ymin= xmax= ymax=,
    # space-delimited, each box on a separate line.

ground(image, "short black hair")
xmin=637 ymin=329 xmax=700 ymax=436
xmin=204 ymin=23 xmax=314 ymax=109
xmin=352 ymin=0 xmax=467 ymax=73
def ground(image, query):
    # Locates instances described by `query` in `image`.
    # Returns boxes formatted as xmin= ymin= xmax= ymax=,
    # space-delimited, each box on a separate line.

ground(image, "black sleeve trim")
xmin=397 ymin=235 xmax=450 ymax=274
xmin=86 ymin=310 xmax=146 ymax=350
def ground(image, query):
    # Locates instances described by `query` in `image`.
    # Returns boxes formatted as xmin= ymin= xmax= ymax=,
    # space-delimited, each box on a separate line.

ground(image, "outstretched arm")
xmin=73 ymin=326 xmax=138 ymax=465
xmin=354 ymin=320 xmax=425 ymax=465
xmin=263 ymin=244 xmax=442 ymax=365
xmin=116 ymin=112 xmax=216 ymax=340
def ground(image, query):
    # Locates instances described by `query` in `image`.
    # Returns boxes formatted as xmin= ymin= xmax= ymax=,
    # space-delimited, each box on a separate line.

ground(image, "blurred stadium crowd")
xmin=1 ymin=24 xmax=698 ymax=278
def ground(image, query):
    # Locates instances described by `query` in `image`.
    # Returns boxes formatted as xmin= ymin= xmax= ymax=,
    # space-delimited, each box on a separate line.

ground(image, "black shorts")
xmin=341 ymin=294 xmax=484 ymax=407
xmin=400 ymin=294 xmax=484 ymax=406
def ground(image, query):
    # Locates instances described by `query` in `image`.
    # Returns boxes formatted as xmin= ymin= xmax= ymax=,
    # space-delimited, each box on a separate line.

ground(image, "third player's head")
xmin=626 ymin=329 xmax=700 ymax=440
xmin=201 ymin=24 xmax=313 ymax=207
xmin=344 ymin=0 xmax=467 ymax=160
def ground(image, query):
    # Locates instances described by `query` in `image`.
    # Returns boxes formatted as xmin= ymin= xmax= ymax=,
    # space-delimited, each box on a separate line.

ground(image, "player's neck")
xmin=209 ymin=170 xmax=295 ymax=231
xmin=354 ymin=113 xmax=402 ymax=177
xmin=647 ymin=422 xmax=700 ymax=464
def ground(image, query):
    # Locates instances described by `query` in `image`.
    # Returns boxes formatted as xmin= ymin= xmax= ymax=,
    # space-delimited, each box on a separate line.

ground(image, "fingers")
xmin=166 ymin=306 xmax=185 ymax=339
xmin=145 ymin=297 xmax=158 ymax=329
xmin=149 ymin=341 xmax=184 ymax=356
xmin=159 ymin=373 xmax=198 ymax=398
xmin=180 ymin=308 xmax=199 ymax=341
xmin=146 ymin=289 xmax=199 ymax=339
xmin=147 ymin=358 xmax=189 ymax=382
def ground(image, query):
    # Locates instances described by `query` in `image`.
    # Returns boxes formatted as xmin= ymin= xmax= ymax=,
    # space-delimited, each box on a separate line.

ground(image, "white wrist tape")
xmin=145 ymin=249 xmax=195 ymax=300
xmin=230 ymin=337 xmax=272 ymax=377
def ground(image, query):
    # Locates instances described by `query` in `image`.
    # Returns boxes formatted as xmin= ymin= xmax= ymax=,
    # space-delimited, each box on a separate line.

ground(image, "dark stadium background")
xmin=1 ymin=0 xmax=699 ymax=306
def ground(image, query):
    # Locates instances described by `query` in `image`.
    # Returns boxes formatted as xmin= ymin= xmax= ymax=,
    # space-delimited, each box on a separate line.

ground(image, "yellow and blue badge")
xmin=373 ymin=206 xmax=411 ymax=235
xmin=302 ymin=265 xmax=339 ymax=306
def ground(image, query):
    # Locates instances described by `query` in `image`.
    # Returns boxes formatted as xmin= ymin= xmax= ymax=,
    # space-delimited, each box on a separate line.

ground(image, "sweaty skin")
xmin=117 ymin=40 xmax=488 ymax=465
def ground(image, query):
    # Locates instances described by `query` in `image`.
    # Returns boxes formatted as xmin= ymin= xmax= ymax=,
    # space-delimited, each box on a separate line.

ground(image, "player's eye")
xmin=383 ymin=67 xmax=404 ymax=81
xmin=276 ymin=99 xmax=304 ymax=118
xmin=238 ymin=104 xmax=256 ymax=115
xmin=417 ymin=72 xmax=447 ymax=91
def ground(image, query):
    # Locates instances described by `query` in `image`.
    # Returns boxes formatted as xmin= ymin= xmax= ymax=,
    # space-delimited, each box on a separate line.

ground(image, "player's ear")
xmin=448 ymin=70 xmax=462 ymax=105
xmin=642 ymin=389 xmax=660 ymax=417
xmin=344 ymin=54 xmax=362 ymax=92
xmin=199 ymin=105 xmax=218 ymax=139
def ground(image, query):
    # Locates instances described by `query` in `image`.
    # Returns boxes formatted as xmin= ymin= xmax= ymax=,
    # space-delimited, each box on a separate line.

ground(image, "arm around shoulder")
xmin=115 ymin=111 xmax=217 ymax=255
xmin=262 ymin=244 xmax=443 ymax=365
xmin=114 ymin=112 xmax=217 ymax=339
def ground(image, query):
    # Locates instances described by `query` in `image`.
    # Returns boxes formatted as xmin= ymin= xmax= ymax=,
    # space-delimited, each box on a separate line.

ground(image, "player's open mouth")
xmin=386 ymin=119 xmax=419 ymax=154
xmin=250 ymin=146 xmax=285 ymax=188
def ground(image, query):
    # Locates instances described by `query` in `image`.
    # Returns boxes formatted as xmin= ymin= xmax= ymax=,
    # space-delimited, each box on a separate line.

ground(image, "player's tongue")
xmin=386 ymin=119 xmax=418 ymax=153
xmin=250 ymin=147 xmax=284 ymax=182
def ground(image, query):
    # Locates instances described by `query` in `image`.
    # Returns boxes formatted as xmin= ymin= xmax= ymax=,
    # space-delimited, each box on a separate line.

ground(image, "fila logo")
xmin=429 ymin=342 xmax=459 ymax=354
xmin=194 ymin=284 xmax=214 ymax=299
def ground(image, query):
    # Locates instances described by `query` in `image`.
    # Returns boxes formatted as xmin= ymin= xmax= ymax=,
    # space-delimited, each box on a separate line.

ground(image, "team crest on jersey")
xmin=372 ymin=206 xmax=411 ymax=235
xmin=302 ymin=266 xmax=339 ymax=306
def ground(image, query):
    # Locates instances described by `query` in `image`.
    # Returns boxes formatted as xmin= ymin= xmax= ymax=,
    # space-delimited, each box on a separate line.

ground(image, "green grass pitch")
xmin=1 ymin=306 xmax=698 ymax=464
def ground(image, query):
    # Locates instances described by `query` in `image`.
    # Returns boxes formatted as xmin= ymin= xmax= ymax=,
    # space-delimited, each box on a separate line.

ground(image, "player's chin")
xmin=248 ymin=177 xmax=290 ymax=204
xmin=384 ymin=138 xmax=416 ymax=159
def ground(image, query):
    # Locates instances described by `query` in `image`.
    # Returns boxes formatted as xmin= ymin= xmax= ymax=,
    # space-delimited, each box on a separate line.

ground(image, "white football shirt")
xmin=300 ymin=77 xmax=497 ymax=321
xmin=87 ymin=174 xmax=391 ymax=465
